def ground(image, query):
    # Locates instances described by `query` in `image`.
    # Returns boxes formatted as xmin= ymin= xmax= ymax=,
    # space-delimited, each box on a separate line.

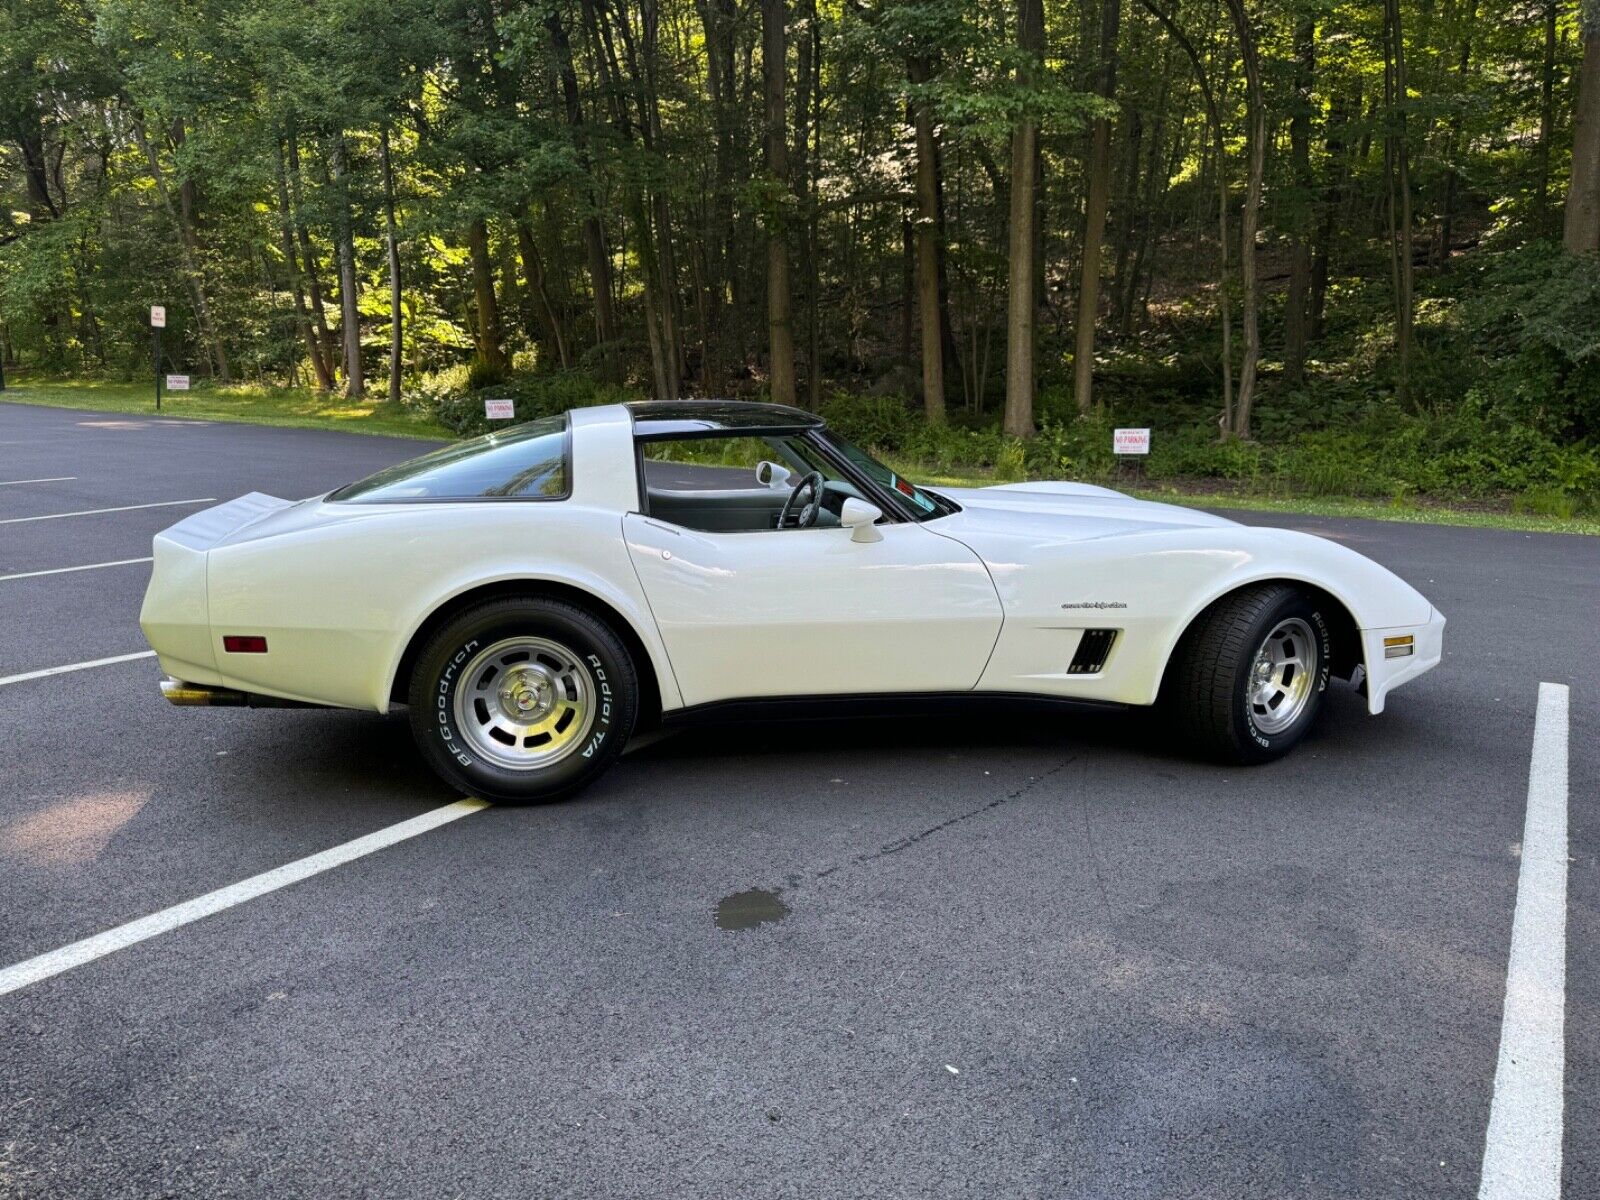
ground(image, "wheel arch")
xmin=1153 ymin=577 xmax=1364 ymax=704
xmin=387 ymin=578 xmax=667 ymax=729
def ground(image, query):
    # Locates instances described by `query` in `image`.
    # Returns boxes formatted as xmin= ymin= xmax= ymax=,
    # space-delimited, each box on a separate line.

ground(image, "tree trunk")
xmin=546 ymin=8 xmax=620 ymax=377
xmin=517 ymin=218 xmax=570 ymax=368
xmin=1109 ymin=107 xmax=1144 ymax=335
xmin=698 ymin=0 xmax=738 ymax=394
xmin=1003 ymin=0 xmax=1045 ymax=437
xmin=1439 ymin=1 xmax=1476 ymax=262
xmin=1073 ymin=0 xmax=1120 ymax=414
xmin=900 ymin=216 xmax=915 ymax=377
xmin=1283 ymin=12 xmax=1315 ymax=387
xmin=274 ymin=139 xmax=334 ymax=390
xmin=763 ymin=0 xmax=797 ymax=406
xmin=582 ymin=0 xmax=678 ymax=398
xmin=328 ymin=135 xmax=364 ymax=398
xmin=379 ymin=126 xmax=403 ymax=405
xmin=1536 ymin=0 xmax=1558 ymax=232
xmin=1565 ymin=4 xmax=1600 ymax=254
xmin=286 ymin=131 xmax=339 ymax=378
xmin=131 ymin=116 xmax=230 ymax=382
xmin=1138 ymin=0 xmax=1234 ymax=432
xmin=1225 ymin=0 xmax=1263 ymax=439
xmin=803 ymin=5 xmax=824 ymax=409
xmin=467 ymin=216 xmax=506 ymax=372
xmin=908 ymin=59 xmax=946 ymax=423
xmin=1121 ymin=42 xmax=1174 ymax=337
xmin=1383 ymin=0 xmax=1414 ymax=401
xmin=1311 ymin=85 xmax=1354 ymax=337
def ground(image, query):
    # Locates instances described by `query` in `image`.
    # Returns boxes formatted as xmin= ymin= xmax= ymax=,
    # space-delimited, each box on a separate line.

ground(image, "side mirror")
xmin=840 ymin=498 xmax=884 ymax=543
xmin=756 ymin=460 xmax=792 ymax=490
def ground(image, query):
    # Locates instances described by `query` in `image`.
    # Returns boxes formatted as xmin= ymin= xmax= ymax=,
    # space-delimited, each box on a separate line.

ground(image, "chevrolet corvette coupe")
xmin=141 ymin=400 xmax=1444 ymax=802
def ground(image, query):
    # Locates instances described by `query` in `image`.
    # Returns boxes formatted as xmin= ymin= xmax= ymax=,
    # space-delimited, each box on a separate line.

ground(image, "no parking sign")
xmin=1114 ymin=428 xmax=1151 ymax=455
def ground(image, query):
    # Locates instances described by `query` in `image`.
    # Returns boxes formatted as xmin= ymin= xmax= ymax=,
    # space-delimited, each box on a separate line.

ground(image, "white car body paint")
xmin=139 ymin=403 xmax=1443 ymax=720
xmin=930 ymin=481 xmax=1441 ymax=712
xmin=625 ymin=514 xmax=1002 ymax=705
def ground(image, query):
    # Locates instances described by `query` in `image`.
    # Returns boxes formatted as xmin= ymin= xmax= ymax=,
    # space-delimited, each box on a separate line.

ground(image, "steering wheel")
xmin=777 ymin=471 xmax=825 ymax=529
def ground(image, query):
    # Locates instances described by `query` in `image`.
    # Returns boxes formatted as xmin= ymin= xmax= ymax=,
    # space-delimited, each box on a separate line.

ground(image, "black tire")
xmin=407 ymin=596 xmax=638 ymax=803
xmin=1164 ymin=584 xmax=1332 ymax=764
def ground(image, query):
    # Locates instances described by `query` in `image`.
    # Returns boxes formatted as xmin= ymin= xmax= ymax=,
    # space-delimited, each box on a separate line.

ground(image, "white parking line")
xmin=1478 ymin=681 xmax=1569 ymax=1200
xmin=0 ymin=498 xmax=214 ymax=526
xmin=0 ymin=651 xmax=157 ymax=688
xmin=0 ymin=557 xmax=153 ymax=583
xmin=0 ymin=476 xmax=76 ymax=487
xmin=0 ymin=799 xmax=489 ymax=997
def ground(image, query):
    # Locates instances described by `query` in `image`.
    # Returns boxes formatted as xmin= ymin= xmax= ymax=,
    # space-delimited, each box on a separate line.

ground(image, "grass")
xmin=0 ymin=377 xmax=448 ymax=440
xmin=5 ymin=376 xmax=1594 ymax=534
xmin=892 ymin=459 xmax=1600 ymax=537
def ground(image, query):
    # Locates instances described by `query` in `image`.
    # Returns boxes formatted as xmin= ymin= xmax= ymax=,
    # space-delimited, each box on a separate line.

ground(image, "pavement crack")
xmin=811 ymin=758 xmax=1074 ymax=882
xmin=1076 ymin=755 xmax=1117 ymax=918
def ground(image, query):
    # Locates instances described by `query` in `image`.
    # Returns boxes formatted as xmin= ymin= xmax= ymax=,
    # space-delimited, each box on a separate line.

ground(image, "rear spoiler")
xmin=156 ymin=492 xmax=295 ymax=552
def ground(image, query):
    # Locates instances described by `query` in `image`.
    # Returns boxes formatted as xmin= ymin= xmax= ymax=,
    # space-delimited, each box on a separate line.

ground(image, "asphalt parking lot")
xmin=0 ymin=399 xmax=1593 ymax=1199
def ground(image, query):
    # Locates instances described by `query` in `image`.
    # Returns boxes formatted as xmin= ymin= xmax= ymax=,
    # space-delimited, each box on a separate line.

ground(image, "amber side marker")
xmin=1383 ymin=635 xmax=1415 ymax=659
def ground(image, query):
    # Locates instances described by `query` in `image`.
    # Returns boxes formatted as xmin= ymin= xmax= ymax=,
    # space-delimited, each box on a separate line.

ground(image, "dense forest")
xmin=3 ymin=0 xmax=1600 ymax=508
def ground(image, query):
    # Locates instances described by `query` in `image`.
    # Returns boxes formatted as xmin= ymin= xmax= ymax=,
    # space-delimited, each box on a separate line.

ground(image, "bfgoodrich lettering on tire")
xmin=407 ymin=596 xmax=639 ymax=803
xmin=1165 ymin=584 xmax=1332 ymax=764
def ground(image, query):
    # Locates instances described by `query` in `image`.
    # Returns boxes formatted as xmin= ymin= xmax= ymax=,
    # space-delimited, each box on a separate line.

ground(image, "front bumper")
xmin=1362 ymin=606 xmax=1446 ymax=714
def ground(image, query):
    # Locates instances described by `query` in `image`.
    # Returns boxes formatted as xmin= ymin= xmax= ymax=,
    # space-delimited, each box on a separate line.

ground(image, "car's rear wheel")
xmin=407 ymin=596 xmax=638 ymax=803
xmin=1166 ymin=584 xmax=1332 ymax=764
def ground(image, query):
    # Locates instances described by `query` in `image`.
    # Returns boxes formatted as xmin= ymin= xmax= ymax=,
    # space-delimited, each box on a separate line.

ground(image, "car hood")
xmin=929 ymin=481 xmax=1240 ymax=544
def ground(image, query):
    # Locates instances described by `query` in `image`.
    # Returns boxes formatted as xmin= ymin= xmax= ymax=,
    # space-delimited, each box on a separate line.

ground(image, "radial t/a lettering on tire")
xmin=407 ymin=596 xmax=638 ymax=803
xmin=1165 ymin=584 xmax=1333 ymax=764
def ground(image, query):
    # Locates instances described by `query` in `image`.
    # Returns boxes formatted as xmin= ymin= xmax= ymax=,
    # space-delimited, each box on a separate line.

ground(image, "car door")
xmin=623 ymin=513 xmax=1004 ymax=707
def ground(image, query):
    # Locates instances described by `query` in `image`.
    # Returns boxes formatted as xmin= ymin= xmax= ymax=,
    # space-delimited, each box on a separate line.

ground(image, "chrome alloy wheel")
xmin=452 ymin=636 xmax=597 ymax=771
xmin=1247 ymin=617 xmax=1319 ymax=735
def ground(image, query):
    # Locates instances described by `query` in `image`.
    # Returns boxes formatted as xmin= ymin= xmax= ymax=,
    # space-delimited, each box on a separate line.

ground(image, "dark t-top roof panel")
xmin=626 ymin=399 xmax=823 ymax=437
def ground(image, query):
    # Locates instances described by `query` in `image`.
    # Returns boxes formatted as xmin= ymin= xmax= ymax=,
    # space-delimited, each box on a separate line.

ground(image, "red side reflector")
xmin=223 ymin=635 xmax=268 ymax=654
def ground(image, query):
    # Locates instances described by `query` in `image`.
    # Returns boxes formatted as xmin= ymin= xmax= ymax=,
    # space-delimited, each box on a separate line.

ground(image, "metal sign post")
xmin=150 ymin=306 xmax=166 ymax=412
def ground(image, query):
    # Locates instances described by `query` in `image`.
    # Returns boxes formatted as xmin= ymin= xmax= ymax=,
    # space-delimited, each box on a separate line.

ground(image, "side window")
xmin=638 ymin=435 xmax=853 ymax=532
xmin=330 ymin=416 xmax=569 ymax=502
xmin=640 ymin=436 xmax=802 ymax=493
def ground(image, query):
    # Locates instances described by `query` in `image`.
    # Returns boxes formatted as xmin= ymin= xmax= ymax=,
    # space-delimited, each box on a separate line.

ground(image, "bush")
xmin=465 ymin=357 xmax=508 ymax=392
xmin=409 ymin=369 xmax=637 ymax=437
xmin=819 ymin=393 xmax=915 ymax=451
xmin=1145 ymin=425 xmax=1265 ymax=484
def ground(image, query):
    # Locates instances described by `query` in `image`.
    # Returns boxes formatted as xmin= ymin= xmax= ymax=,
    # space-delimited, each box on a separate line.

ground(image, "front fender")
xmin=969 ymin=525 xmax=1435 ymax=708
xmin=1139 ymin=530 xmax=1436 ymax=709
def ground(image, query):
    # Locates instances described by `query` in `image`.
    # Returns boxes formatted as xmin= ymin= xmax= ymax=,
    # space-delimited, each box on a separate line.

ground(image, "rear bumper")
xmin=1363 ymin=606 xmax=1446 ymax=714
xmin=140 ymin=493 xmax=298 ymax=695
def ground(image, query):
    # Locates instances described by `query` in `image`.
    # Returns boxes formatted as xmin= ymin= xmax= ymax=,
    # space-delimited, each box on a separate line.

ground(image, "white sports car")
xmin=141 ymin=401 xmax=1444 ymax=802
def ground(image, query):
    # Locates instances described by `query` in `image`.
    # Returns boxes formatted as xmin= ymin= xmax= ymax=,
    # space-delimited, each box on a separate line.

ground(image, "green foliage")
xmin=818 ymin=393 xmax=917 ymax=450
xmin=3 ymin=0 xmax=1597 ymax=528
xmin=412 ymin=369 xmax=638 ymax=437
xmin=464 ymin=357 xmax=508 ymax=392
xmin=1453 ymin=244 xmax=1600 ymax=438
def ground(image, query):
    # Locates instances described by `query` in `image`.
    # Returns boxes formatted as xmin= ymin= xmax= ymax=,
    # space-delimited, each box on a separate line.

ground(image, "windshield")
xmin=819 ymin=431 xmax=955 ymax=520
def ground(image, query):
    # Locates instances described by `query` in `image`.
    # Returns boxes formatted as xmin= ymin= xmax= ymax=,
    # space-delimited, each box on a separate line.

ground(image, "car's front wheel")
xmin=407 ymin=596 xmax=638 ymax=803
xmin=1165 ymin=584 xmax=1332 ymax=764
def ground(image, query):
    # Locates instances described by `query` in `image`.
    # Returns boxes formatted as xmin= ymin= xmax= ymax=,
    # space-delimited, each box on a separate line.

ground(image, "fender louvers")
xmin=1069 ymin=629 xmax=1118 ymax=674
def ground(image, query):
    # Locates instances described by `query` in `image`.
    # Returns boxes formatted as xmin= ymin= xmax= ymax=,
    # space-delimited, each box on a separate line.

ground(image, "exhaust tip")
xmin=160 ymin=676 xmax=249 ymax=706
